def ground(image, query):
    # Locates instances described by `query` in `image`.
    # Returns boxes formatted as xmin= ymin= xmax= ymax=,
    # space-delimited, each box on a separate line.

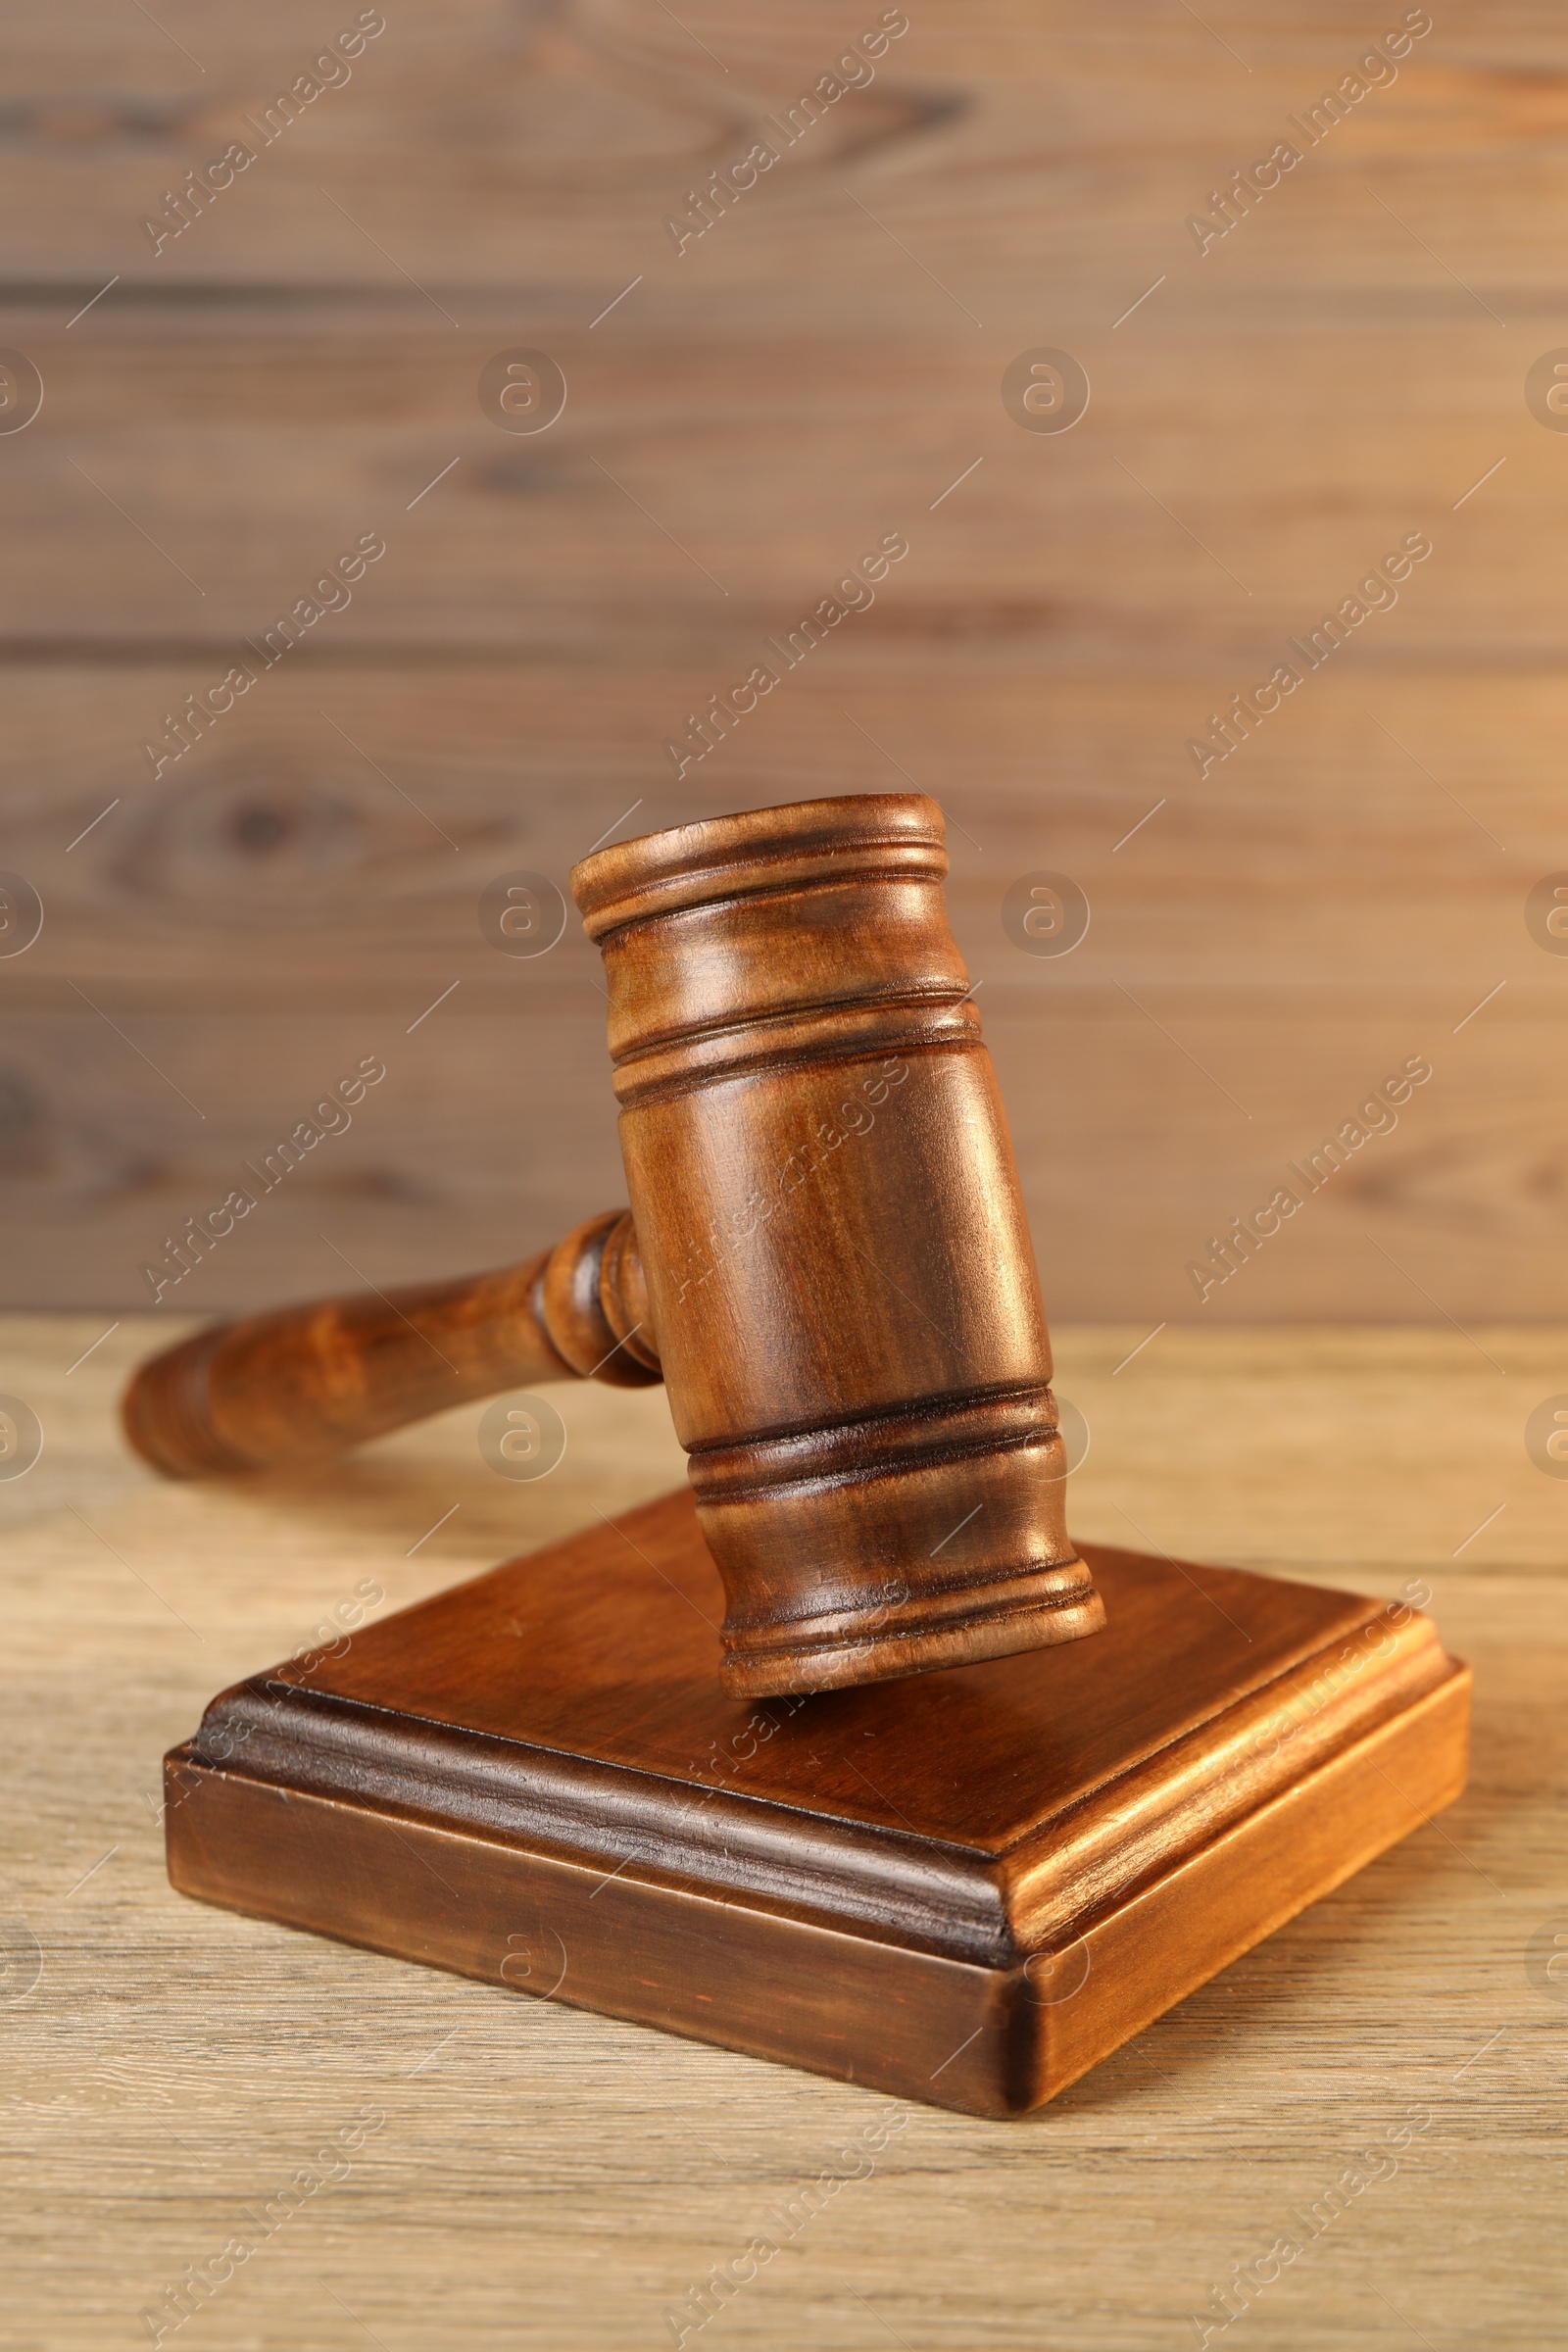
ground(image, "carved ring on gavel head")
xmin=568 ymin=792 xmax=1103 ymax=1694
xmin=122 ymin=792 xmax=1104 ymax=1696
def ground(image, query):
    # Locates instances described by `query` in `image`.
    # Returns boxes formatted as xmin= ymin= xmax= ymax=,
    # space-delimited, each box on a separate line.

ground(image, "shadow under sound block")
xmin=164 ymin=1490 xmax=1469 ymax=2119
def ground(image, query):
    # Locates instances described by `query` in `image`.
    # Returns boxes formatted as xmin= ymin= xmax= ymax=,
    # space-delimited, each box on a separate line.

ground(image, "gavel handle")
xmin=122 ymin=1208 xmax=661 ymax=1478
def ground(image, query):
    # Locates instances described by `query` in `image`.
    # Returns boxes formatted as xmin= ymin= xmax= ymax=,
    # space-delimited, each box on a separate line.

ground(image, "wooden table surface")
xmin=3 ymin=1313 xmax=1563 ymax=2350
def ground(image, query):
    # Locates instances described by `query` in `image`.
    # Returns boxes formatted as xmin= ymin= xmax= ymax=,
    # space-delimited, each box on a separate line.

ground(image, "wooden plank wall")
xmin=0 ymin=0 xmax=1560 ymax=1321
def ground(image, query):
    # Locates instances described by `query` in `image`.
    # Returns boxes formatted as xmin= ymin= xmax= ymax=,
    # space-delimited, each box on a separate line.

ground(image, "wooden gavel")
xmin=123 ymin=793 xmax=1104 ymax=1695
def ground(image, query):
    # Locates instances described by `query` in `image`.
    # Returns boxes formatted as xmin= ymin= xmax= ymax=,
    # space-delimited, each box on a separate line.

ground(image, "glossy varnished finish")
xmin=165 ymin=1488 xmax=1470 ymax=2120
xmin=571 ymin=796 xmax=1102 ymax=1695
xmin=121 ymin=1208 xmax=658 ymax=1477
xmin=122 ymin=792 xmax=1102 ymax=1697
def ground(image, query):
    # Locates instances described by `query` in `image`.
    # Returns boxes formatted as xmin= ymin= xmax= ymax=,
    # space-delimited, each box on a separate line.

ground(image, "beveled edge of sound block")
xmin=164 ymin=1494 xmax=1471 ymax=2117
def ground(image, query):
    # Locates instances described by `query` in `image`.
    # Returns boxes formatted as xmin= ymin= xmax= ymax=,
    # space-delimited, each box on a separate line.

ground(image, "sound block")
xmin=165 ymin=1491 xmax=1469 ymax=2118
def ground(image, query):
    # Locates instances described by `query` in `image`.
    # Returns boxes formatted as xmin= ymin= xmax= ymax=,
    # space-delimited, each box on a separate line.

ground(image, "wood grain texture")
xmin=164 ymin=1493 xmax=1469 ymax=2118
xmin=113 ymin=791 xmax=1113 ymax=1692
xmin=570 ymin=793 xmax=1102 ymax=1691
xmin=0 ymin=662 xmax=1559 ymax=1322
xmin=121 ymin=1205 xmax=656 ymax=1476
xmin=0 ymin=1315 xmax=1560 ymax=2346
xmin=0 ymin=0 xmax=1554 ymax=1319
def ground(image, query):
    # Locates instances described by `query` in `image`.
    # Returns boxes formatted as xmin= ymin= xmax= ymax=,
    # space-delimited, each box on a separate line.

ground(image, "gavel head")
xmin=570 ymin=793 xmax=1104 ymax=1697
